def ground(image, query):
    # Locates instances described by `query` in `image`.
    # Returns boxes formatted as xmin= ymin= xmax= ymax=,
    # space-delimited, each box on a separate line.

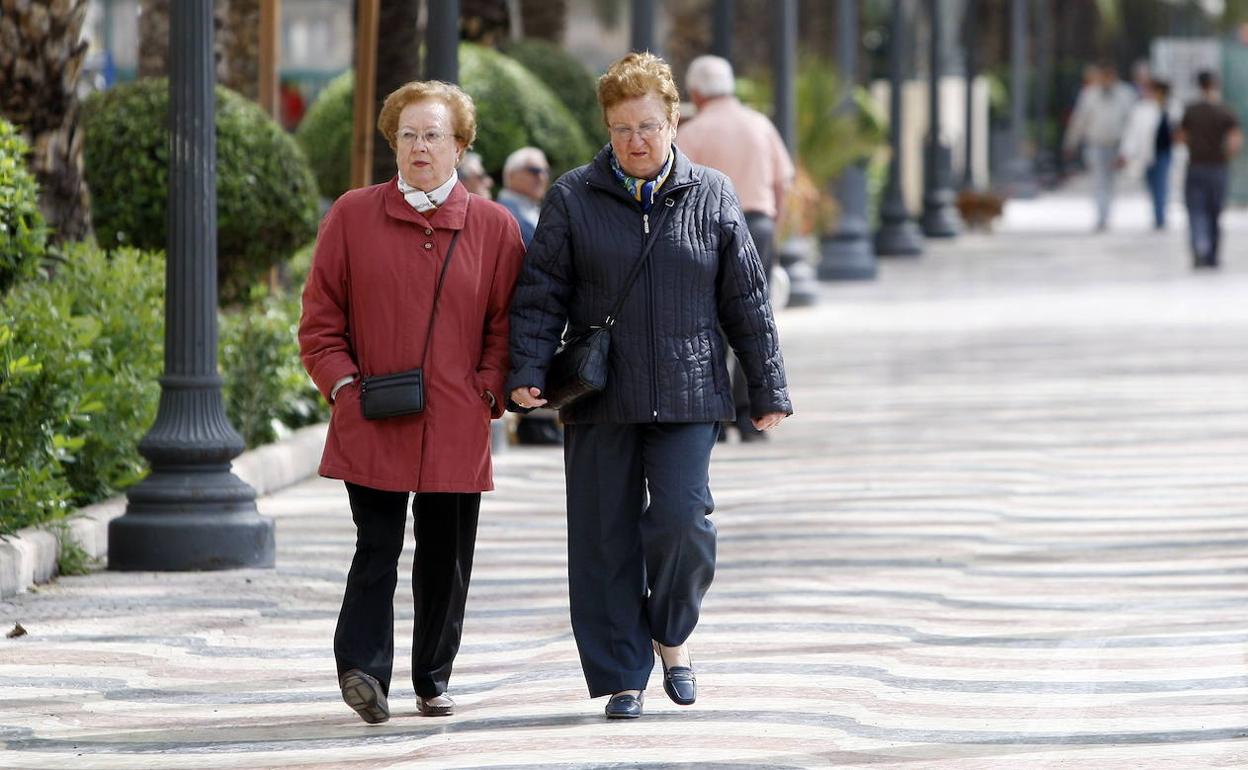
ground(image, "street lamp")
xmin=819 ymin=0 xmax=877 ymax=281
xmin=876 ymin=0 xmax=924 ymax=256
xmin=109 ymin=0 xmax=274 ymax=571
xmin=920 ymin=0 xmax=961 ymax=237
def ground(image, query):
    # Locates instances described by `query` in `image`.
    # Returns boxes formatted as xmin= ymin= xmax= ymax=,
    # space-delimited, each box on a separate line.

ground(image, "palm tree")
xmin=0 ymin=0 xmax=92 ymax=241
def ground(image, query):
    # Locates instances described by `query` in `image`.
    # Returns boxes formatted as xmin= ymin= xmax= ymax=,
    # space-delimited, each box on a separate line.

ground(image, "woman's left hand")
xmin=752 ymin=412 xmax=788 ymax=431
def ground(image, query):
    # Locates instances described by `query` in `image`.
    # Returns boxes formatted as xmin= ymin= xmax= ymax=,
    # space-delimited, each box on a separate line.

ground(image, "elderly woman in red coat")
xmin=299 ymin=80 xmax=524 ymax=724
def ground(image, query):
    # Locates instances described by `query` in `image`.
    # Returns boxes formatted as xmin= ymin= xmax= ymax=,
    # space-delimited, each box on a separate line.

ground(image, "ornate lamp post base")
xmin=818 ymin=234 xmax=877 ymax=280
xmin=921 ymin=143 xmax=961 ymax=238
xmin=110 ymin=508 xmax=274 ymax=571
xmin=875 ymin=216 xmax=924 ymax=256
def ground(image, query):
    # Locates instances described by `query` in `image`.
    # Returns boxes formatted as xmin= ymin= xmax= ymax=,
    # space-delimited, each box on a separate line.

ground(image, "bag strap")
xmin=418 ymin=201 xmax=466 ymax=366
xmin=602 ymin=198 xmax=675 ymax=328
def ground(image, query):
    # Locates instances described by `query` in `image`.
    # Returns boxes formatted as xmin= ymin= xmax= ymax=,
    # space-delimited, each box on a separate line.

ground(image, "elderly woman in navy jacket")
xmin=507 ymin=52 xmax=792 ymax=719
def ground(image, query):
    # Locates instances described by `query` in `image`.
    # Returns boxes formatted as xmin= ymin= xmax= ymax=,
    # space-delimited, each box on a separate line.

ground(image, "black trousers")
xmin=334 ymin=482 xmax=480 ymax=698
xmin=563 ymin=422 xmax=719 ymax=697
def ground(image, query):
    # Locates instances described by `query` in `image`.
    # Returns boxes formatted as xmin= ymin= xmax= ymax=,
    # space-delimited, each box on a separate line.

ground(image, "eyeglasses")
xmin=397 ymin=128 xmax=451 ymax=147
xmin=608 ymin=121 xmax=667 ymax=142
xmin=523 ymin=166 xmax=550 ymax=176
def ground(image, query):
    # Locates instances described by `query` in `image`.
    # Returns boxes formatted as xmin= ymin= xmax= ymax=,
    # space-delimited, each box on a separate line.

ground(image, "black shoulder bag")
xmin=542 ymin=227 xmax=657 ymax=411
xmin=359 ymin=227 xmax=462 ymax=420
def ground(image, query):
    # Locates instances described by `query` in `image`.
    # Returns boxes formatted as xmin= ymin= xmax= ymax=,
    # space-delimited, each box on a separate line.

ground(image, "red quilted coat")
xmin=299 ymin=179 xmax=524 ymax=492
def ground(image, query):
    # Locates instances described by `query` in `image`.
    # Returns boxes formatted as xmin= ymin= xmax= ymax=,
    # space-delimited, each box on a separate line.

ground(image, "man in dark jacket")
xmin=506 ymin=52 xmax=790 ymax=721
xmin=1177 ymin=71 xmax=1243 ymax=269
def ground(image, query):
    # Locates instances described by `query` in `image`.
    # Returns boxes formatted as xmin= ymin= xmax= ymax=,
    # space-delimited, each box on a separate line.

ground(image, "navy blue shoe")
xmin=605 ymin=691 xmax=644 ymax=719
xmin=655 ymin=642 xmax=696 ymax=705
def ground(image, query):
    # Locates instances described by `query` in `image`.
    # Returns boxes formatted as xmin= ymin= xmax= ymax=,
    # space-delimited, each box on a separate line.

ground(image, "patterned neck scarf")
xmin=609 ymin=149 xmax=674 ymax=213
xmin=397 ymin=170 xmax=458 ymax=212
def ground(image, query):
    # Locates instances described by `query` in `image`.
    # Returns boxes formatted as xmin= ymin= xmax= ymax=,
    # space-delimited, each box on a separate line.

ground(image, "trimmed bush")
xmin=295 ymin=72 xmax=355 ymax=203
xmin=0 ymin=118 xmax=48 ymax=294
xmin=505 ymin=39 xmax=607 ymax=149
xmin=461 ymin=43 xmax=593 ymax=177
xmin=221 ymin=288 xmax=328 ymax=449
xmin=0 ymin=244 xmax=164 ymax=535
xmin=296 ymin=44 xmax=593 ymax=199
xmin=81 ymin=79 xmax=320 ymax=304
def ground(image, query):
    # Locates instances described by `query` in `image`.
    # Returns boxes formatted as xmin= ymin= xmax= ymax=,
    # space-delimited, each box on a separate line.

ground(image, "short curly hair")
xmin=377 ymin=80 xmax=477 ymax=150
xmin=596 ymin=52 xmax=680 ymax=126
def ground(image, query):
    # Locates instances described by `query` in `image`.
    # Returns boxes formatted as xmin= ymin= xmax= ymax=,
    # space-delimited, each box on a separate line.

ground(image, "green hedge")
xmin=504 ymin=39 xmax=607 ymax=149
xmin=81 ymin=79 xmax=320 ymax=304
xmin=0 ymin=118 xmax=47 ymax=294
xmin=0 ymin=242 xmax=327 ymax=537
xmin=295 ymin=72 xmax=355 ymax=203
xmin=0 ymin=244 xmax=163 ymax=534
xmin=221 ymin=287 xmax=328 ymax=449
xmin=297 ymin=43 xmax=593 ymax=199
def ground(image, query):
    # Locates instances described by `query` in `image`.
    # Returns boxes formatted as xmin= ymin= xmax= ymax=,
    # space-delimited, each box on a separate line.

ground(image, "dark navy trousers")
xmin=563 ymin=421 xmax=719 ymax=697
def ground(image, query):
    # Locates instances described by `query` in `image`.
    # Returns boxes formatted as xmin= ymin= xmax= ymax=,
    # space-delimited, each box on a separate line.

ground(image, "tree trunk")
xmin=370 ymin=0 xmax=423 ymax=185
xmin=0 ymin=0 xmax=92 ymax=242
xmin=520 ymin=0 xmax=566 ymax=42
xmin=462 ymin=0 xmax=509 ymax=45
xmin=220 ymin=0 xmax=260 ymax=100
xmin=138 ymin=0 xmax=230 ymax=81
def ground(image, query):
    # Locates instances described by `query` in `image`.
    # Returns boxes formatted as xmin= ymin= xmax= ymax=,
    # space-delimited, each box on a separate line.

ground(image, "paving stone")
xmin=0 ymin=190 xmax=1246 ymax=768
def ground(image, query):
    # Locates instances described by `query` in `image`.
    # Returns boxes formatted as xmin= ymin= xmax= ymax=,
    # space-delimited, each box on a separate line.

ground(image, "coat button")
xmin=425 ymin=228 xmax=433 ymax=235
xmin=424 ymin=242 xmax=433 ymax=250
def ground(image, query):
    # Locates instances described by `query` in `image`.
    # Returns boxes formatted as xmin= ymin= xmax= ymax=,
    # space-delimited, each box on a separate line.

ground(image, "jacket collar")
xmin=382 ymin=175 xmax=469 ymax=230
xmin=586 ymin=144 xmax=700 ymax=204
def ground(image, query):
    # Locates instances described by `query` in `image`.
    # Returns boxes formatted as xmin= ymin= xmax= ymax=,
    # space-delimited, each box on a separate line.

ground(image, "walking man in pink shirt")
xmin=679 ymin=55 xmax=794 ymax=442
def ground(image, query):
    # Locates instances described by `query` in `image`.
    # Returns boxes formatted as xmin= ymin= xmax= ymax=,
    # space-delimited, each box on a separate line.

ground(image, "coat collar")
xmin=382 ymin=175 xmax=469 ymax=230
xmin=586 ymin=144 xmax=700 ymax=203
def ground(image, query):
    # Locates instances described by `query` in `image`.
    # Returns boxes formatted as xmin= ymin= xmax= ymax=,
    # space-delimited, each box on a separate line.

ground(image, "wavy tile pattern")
xmin=2 ymin=196 xmax=1248 ymax=768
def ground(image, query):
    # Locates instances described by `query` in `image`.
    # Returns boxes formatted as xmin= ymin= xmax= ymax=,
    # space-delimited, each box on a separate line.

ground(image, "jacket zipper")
xmin=644 ymin=212 xmax=658 ymax=421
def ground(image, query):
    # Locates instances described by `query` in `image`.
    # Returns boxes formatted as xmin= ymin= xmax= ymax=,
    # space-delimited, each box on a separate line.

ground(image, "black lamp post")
xmin=109 ymin=0 xmax=274 ymax=571
xmin=772 ymin=0 xmax=820 ymax=305
xmin=875 ymin=0 xmax=924 ymax=256
xmin=426 ymin=0 xmax=460 ymax=83
xmin=1008 ymin=0 xmax=1038 ymax=195
xmin=712 ymin=0 xmax=734 ymax=62
xmin=631 ymin=0 xmax=656 ymax=53
xmin=818 ymin=0 xmax=876 ymax=281
xmin=920 ymin=0 xmax=961 ymax=237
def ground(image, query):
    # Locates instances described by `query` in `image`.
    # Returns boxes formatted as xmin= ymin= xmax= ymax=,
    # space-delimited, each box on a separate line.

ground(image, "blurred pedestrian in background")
xmin=507 ymin=52 xmax=791 ymax=720
xmin=678 ymin=54 xmax=793 ymax=443
xmin=498 ymin=147 xmax=563 ymax=446
xmin=1177 ymin=71 xmax=1243 ymax=269
xmin=299 ymin=80 xmax=524 ymax=724
xmin=457 ymin=150 xmax=494 ymax=198
xmin=1120 ymin=78 xmax=1174 ymax=230
xmin=1063 ymin=62 xmax=1135 ymax=231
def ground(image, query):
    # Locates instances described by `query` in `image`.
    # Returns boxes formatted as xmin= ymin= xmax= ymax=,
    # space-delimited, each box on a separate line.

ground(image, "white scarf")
xmin=397 ymin=170 xmax=458 ymax=212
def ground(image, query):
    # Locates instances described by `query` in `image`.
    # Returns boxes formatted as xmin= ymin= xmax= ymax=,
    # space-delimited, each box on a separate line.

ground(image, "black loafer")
xmin=604 ymin=691 xmax=644 ymax=719
xmin=655 ymin=642 xmax=697 ymax=705
xmin=340 ymin=669 xmax=390 ymax=724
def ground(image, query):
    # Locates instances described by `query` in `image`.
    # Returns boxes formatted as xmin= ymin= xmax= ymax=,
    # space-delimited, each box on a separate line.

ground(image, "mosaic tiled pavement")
xmin=3 ymin=191 xmax=1248 ymax=769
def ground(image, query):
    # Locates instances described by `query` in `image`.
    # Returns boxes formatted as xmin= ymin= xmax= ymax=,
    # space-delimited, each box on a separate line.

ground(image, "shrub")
xmin=0 ymin=118 xmax=48 ymax=294
xmin=296 ymin=44 xmax=593 ymax=199
xmin=461 ymin=43 xmax=593 ymax=177
xmin=221 ymin=287 xmax=327 ymax=448
xmin=295 ymin=72 xmax=356 ymax=202
xmin=0 ymin=244 xmax=164 ymax=536
xmin=81 ymin=78 xmax=320 ymax=304
xmin=504 ymin=39 xmax=607 ymax=149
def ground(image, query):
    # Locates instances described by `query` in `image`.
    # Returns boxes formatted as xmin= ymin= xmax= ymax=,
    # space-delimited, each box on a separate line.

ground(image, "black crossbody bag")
xmin=542 ymin=218 xmax=660 ymax=410
xmin=359 ymin=227 xmax=462 ymax=420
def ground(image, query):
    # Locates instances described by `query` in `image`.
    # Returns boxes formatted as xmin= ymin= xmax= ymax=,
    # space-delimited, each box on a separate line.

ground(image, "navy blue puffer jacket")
xmin=506 ymin=145 xmax=791 ymax=424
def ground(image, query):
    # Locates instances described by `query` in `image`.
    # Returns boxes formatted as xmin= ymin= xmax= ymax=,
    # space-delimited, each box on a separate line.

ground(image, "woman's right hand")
xmin=510 ymin=386 xmax=548 ymax=409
